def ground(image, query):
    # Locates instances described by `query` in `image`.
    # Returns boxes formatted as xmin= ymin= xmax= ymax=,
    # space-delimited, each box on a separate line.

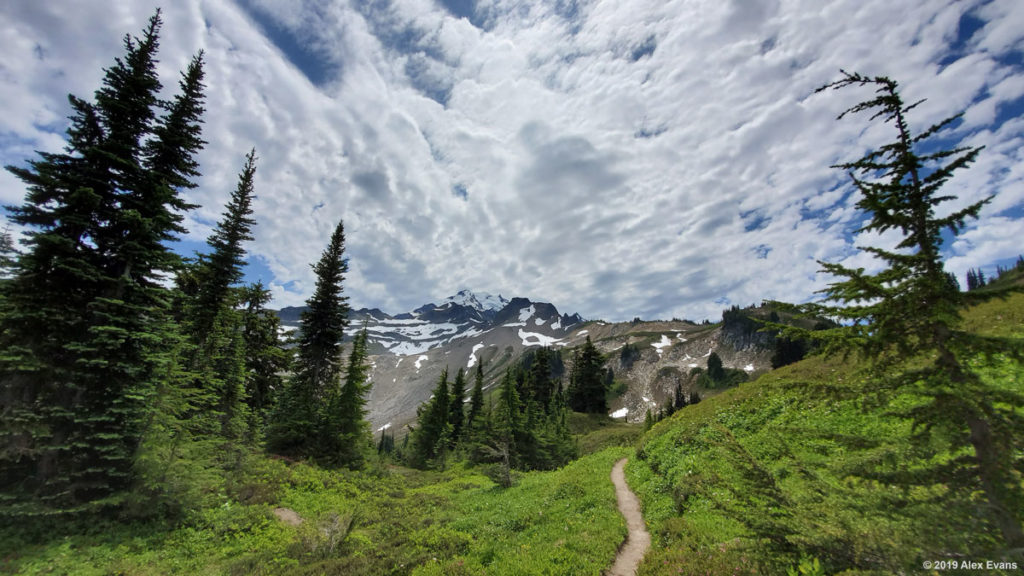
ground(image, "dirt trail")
xmin=607 ymin=458 xmax=651 ymax=576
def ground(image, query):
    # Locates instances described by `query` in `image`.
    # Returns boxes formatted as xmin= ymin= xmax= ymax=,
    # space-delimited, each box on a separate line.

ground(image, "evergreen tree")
xmin=323 ymin=327 xmax=372 ymax=468
xmin=467 ymin=362 xmax=485 ymax=430
xmin=0 ymin=11 xmax=205 ymax=515
xmin=490 ymin=369 xmax=520 ymax=483
xmin=182 ymin=150 xmax=259 ymax=440
xmin=240 ymin=282 xmax=291 ymax=427
xmin=706 ymin=352 xmax=725 ymax=383
xmin=567 ymin=336 xmax=607 ymax=413
xmin=377 ymin=431 xmax=395 ymax=456
xmin=408 ymin=369 xmax=452 ymax=469
xmin=673 ymin=382 xmax=688 ymax=410
xmin=532 ymin=348 xmax=558 ymax=410
xmin=799 ymin=71 xmax=1024 ymax=547
xmin=190 ymin=149 xmax=257 ymax=337
xmin=0 ymin=225 xmax=17 ymax=279
xmin=448 ymin=368 xmax=467 ymax=445
xmin=771 ymin=336 xmax=808 ymax=369
xmin=266 ymin=220 xmax=350 ymax=457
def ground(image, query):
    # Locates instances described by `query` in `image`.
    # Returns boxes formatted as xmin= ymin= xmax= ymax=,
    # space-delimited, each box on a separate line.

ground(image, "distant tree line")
xmin=965 ymin=256 xmax=1023 ymax=291
xmin=401 ymin=337 xmax=613 ymax=482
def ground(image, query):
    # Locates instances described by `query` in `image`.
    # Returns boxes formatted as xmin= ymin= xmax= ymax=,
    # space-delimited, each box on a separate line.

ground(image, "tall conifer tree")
xmin=799 ymin=71 xmax=1024 ymax=547
xmin=322 ymin=327 xmax=372 ymax=468
xmin=266 ymin=221 xmax=349 ymax=457
xmin=449 ymin=368 xmax=467 ymax=444
xmin=184 ymin=150 xmax=259 ymax=440
xmin=0 ymin=11 xmax=205 ymax=515
xmin=409 ymin=368 xmax=452 ymax=469
xmin=240 ymin=281 xmax=291 ymax=427
xmin=467 ymin=362 xmax=485 ymax=430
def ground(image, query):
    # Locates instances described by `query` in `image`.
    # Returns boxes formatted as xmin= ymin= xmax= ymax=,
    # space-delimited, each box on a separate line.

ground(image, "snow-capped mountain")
xmin=443 ymin=290 xmax=509 ymax=314
xmin=275 ymin=291 xmax=775 ymax=436
xmin=276 ymin=290 xmax=582 ymax=356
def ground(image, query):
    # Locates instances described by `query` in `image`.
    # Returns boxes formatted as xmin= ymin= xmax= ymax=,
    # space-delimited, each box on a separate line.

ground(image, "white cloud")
xmin=1 ymin=0 xmax=1021 ymax=321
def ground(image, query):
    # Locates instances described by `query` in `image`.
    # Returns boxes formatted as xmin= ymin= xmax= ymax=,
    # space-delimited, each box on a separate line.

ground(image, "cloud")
xmin=1 ymin=0 xmax=1022 ymax=322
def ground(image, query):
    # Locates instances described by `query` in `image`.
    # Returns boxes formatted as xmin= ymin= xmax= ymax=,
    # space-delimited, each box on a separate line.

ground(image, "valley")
xmin=274 ymin=289 xmax=775 ymax=433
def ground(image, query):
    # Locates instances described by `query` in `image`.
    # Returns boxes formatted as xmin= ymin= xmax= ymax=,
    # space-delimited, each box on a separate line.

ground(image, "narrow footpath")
xmin=607 ymin=458 xmax=651 ymax=576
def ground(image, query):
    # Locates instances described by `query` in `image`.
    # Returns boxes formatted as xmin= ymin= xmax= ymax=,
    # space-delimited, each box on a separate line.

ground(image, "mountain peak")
xmin=444 ymin=290 xmax=510 ymax=313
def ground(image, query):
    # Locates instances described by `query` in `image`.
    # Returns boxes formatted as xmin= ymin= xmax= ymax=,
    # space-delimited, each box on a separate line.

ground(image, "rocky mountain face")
xmin=274 ymin=291 xmax=774 ymax=434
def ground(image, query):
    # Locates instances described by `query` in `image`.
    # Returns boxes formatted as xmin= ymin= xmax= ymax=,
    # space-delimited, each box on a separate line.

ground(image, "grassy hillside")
xmin=627 ymin=293 xmax=1024 ymax=575
xmin=0 ymin=445 xmax=631 ymax=575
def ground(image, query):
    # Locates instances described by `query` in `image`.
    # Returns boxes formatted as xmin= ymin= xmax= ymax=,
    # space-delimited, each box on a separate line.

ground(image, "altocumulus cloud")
xmin=1 ymin=0 xmax=1021 ymax=321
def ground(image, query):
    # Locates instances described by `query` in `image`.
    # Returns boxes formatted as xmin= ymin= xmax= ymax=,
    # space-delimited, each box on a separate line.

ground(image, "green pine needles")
xmin=0 ymin=11 xmax=207 ymax=517
xmin=798 ymin=71 xmax=1024 ymax=549
xmin=266 ymin=220 xmax=371 ymax=469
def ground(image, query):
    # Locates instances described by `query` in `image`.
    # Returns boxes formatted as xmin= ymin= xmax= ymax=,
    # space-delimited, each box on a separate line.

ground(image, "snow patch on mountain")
xmin=652 ymin=334 xmax=672 ymax=356
xmin=467 ymin=343 xmax=485 ymax=368
xmin=518 ymin=305 xmax=535 ymax=322
xmin=518 ymin=329 xmax=563 ymax=347
xmin=414 ymin=355 xmax=429 ymax=370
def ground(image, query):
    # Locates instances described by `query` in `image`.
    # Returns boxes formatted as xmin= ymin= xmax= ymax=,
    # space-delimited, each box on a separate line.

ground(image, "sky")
xmin=1 ymin=0 xmax=1022 ymax=322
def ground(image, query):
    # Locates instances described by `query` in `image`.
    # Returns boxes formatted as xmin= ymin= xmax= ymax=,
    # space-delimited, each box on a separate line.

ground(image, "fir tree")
xmin=467 ymin=362 xmax=485 ymax=430
xmin=490 ymin=369 xmax=520 ymax=483
xmin=527 ymin=347 xmax=553 ymax=410
xmin=240 ymin=281 xmax=291 ymax=427
xmin=0 ymin=11 xmax=205 ymax=515
xmin=0 ymin=225 xmax=17 ymax=279
xmin=323 ymin=327 xmax=372 ymax=469
xmin=706 ymin=351 xmax=725 ymax=383
xmin=448 ymin=368 xmax=467 ymax=445
xmin=673 ymin=382 xmax=688 ymax=411
xmin=267 ymin=220 xmax=350 ymax=458
xmin=408 ymin=368 xmax=452 ymax=469
xmin=183 ymin=150 xmax=259 ymax=440
xmin=800 ymin=71 xmax=1024 ymax=547
xmin=190 ymin=149 xmax=257 ymax=337
xmin=567 ymin=337 xmax=607 ymax=413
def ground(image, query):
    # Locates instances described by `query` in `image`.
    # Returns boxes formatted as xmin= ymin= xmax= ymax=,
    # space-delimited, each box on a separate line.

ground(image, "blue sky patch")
xmin=237 ymin=1 xmax=335 ymax=86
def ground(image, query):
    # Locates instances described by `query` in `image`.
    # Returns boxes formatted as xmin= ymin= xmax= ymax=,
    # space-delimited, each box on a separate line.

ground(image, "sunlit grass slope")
xmin=1 ymin=445 xmax=631 ymax=575
xmin=627 ymin=293 xmax=1024 ymax=575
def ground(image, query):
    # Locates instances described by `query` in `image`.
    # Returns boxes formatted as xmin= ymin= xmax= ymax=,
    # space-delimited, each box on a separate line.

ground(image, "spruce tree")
xmin=802 ymin=71 xmax=1024 ymax=547
xmin=0 ymin=11 xmax=205 ymax=515
xmin=467 ymin=362 xmax=485 ymax=429
xmin=409 ymin=368 xmax=452 ymax=469
xmin=0 ymin=226 xmax=16 ymax=279
xmin=706 ymin=352 xmax=725 ymax=384
xmin=183 ymin=150 xmax=259 ymax=440
xmin=190 ymin=149 xmax=257 ymax=336
xmin=490 ymin=369 xmax=520 ymax=483
xmin=567 ymin=337 xmax=607 ymax=413
xmin=323 ymin=327 xmax=371 ymax=468
xmin=266 ymin=220 xmax=349 ymax=457
xmin=240 ymin=281 xmax=291 ymax=427
xmin=532 ymin=348 xmax=555 ymax=410
xmin=448 ymin=367 xmax=467 ymax=445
